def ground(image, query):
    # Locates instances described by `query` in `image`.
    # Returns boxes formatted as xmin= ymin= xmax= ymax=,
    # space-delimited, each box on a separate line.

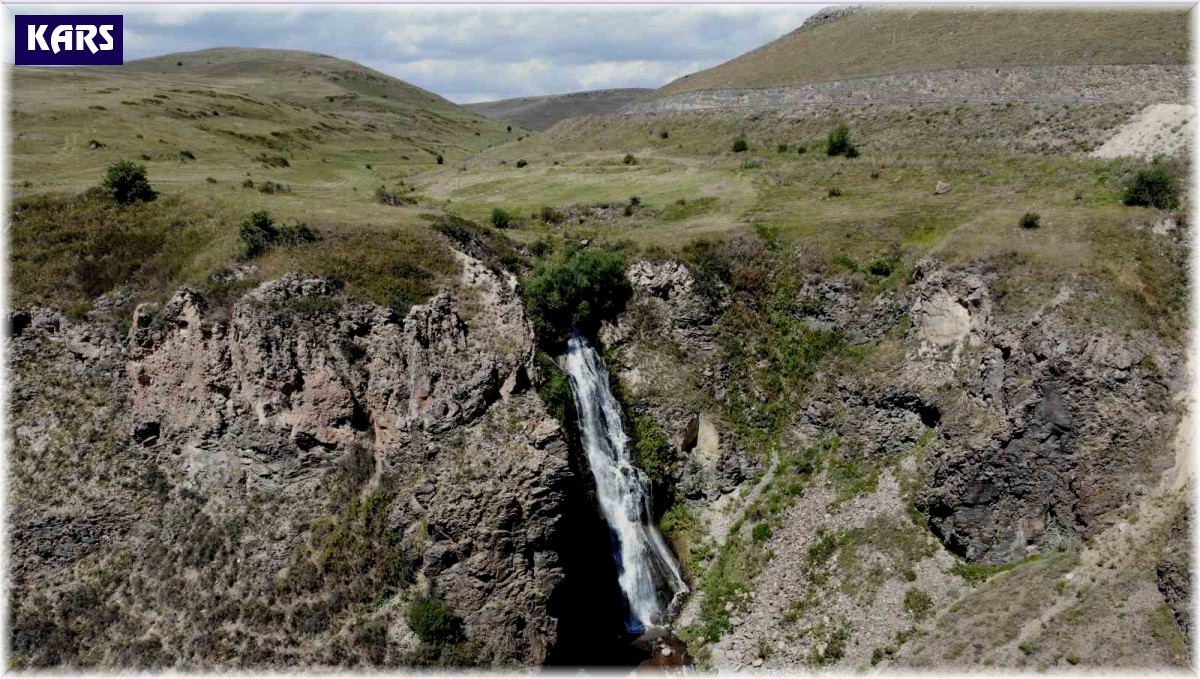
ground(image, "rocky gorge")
xmin=6 ymin=218 xmax=1193 ymax=670
xmin=7 ymin=250 xmax=626 ymax=667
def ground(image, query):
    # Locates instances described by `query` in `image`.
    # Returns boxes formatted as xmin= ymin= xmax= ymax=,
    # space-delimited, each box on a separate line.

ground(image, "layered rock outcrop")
xmin=909 ymin=261 xmax=1184 ymax=563
xmin=8 ymin=253 xmax=573 ymax=668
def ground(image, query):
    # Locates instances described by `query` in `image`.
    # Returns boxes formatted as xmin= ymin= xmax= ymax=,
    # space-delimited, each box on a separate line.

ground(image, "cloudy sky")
xmin=5 ymin=4 xmax=824 ymax=102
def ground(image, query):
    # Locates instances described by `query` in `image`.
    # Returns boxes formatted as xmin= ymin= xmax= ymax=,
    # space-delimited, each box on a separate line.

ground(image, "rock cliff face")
xmin=605 ymin=251 xmax=1188 ymax=670
xmin=623 ymin=65 xmax=1190 ymax=115
xmin=8 ymin=242 xmax=1190 ymax=670
xmin=8 ymin=253 xmax=575 ymax=668
xmin=907 ymin=261 xmax=1184 ymax=563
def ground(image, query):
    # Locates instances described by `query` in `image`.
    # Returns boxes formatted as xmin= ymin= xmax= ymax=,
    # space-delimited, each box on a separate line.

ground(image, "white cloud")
xmin=7 ymin=4 xmax=826 ymax=101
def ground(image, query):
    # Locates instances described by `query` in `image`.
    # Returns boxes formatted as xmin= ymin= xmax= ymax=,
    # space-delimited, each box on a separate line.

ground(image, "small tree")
xmin=436 ymin=154 xmax=444 ymax=165
xmin=238 ymin=210 xmax=312 ymax=259
xmin=826 ymin=123 xmax=859 ymax=158
xmin=623 ymin=154 xmax=637 ymax=165
xmin=777 ymin=143 xmax=789 ymax=153
xmin=516 ymin=159 xmax=528 ymax=168
xmin=659 ymin=130 xmax=669 ymax=140
xmin=491 ymin=206 xmax=511 ymax=229
xmin=523 ymin=248 xmax=633 ymax=349
xmin=1019 ymin=212 xmax=1041 ymax=229
xmin=239 ymin=211 xmax=278 ymax=260
xmin=732 ymin=137 xmax=749 ymax=153
xmin=507 ymin=125 xmax=512 ymax=133
xmin=104 ymin=161 xmax=156 ymax=204
xmin=1122 ymin=161 xmax=1180 ymax=210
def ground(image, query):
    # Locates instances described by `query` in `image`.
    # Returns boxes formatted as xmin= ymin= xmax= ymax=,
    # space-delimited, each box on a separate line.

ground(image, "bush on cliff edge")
xmin=522 ymin=248 xmax=632 ymax=350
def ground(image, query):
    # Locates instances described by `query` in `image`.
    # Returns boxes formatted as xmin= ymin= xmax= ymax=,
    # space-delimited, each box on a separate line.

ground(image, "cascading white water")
xmin=562 ymin=330 xmax=688 ymax=633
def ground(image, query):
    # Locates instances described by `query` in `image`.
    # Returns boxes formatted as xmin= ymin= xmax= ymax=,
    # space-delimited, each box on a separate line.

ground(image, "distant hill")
xmin=464 ymin=88 xmax=653 ymax=131
xmin=648 ymin=6 xmax=1191 ymax=100
xmin=12 ymin=47 xmax=507 ymax=195
xmin=9 ymin=46 xmax=512 ymax=314
xmin=104 ymin=47 xmax=478 ymax=118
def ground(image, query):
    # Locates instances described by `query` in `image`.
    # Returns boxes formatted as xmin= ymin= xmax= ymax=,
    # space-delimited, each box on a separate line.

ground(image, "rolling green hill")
xmin=8 ymin=47 xmax=517 ymax=317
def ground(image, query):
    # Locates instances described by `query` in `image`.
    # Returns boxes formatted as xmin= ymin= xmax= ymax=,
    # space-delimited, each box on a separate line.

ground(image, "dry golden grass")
xmin=652 ymin=7 xmax=1190 ymax=98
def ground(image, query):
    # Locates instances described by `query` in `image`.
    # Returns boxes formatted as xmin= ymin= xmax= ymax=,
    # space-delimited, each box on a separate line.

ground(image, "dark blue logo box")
xmin=15 ymin=15 xmax=123 ymax=66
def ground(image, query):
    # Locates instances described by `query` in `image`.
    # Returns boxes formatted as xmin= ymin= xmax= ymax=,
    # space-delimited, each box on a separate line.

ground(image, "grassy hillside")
xmin=106 ymin=47 xmax=468 ymax=113
xmin=650 ymin=7 xmax=1190 ymax=98
xmin=8 ymin=48 xmax=519 ymax=317
xmin=465 ymin=88 xmax=653 ymax=131
xmin=410 ymin=96 xmax=1186 ymax=343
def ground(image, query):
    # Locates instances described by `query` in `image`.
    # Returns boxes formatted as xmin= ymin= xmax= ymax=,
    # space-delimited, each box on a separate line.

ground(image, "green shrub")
xmin=631 ymin=414 xmax=675 ymax=485
xmin=522 ymin=248 xmax=632 ymax=349
xmin=506 ymin=125 xmax=512 ymax=133
xmin=1019 ymin=212 xmax=1041 ymax=229
xmin=827 ymin=187 xmax=842 ymax=198
xmin=538 ymin=206 xmax=563 ymax=224
xmin=436 ymin=154 xmax=444 ymax=165
xmin=732 ymin=137 xmax=749 ymax=153
xmin=752 ymin=523 xmax=772 ymax=542
xmin=797 ymin=144 xmax=807 ymax=155
xmin=406 ymin=596 xmax=464 ymax=646
xmin=516 ymin=159 xmax=528 ymax=168
xmin=867 ymin=255 xmax=895 ymax=277
xmin=903 ymin=587 xmax=932 ymax=620
xmin=810 ymin=625 xmax=849 ymax=665
xmin=536 ymin=353 xmax=575 ymax=427
xmin=659 ymin=130 xmax=669 ymax=140
xmin=239 ymin=211 xmax=278 ymax=260
xmin=949 ymin=553 xmax=1041 ymax=584
xmin=491 ymin=206 xmax=511 ymax=229
xmin=1122 ymin=161 xmax=1180 ymax=209
xmin=623 ymin=154 xmax=637 ymax=165
xmin=258 ymin=181 xmax=290 ymax=195
xmin=238 ymin=210 xmax=315 ymax=260
xmin=255 ymin=153 xmax=290 ymax=168
xmin=104 ymin=161 xmax=157 ymax=204
xmin=826 ymin=123 xmax=859 ymax=158
xmin=777 ymin=143 xmax=789 ymax=153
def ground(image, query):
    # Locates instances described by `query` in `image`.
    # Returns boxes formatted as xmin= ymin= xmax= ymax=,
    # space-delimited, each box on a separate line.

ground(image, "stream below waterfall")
xmin=561 ymin=330 xmax=688 ymax=634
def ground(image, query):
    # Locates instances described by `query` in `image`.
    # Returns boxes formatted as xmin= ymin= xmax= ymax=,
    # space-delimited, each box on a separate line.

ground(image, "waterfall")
xmin=562 ymin=330 xmax=688 ymax=633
